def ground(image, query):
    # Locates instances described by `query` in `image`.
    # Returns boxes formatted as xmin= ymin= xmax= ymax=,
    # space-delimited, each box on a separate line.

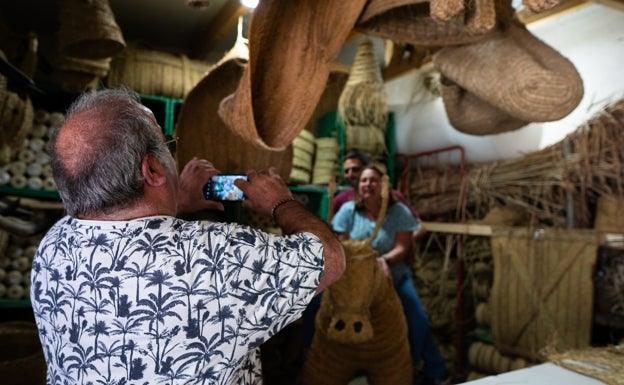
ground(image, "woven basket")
xmin=345 ymin=124 xmax=387 ymax=158
xmin=57 ymin=0 xmax=126 ymax=60
xmin=218 ymin=0 xmax=368 ymax=150
xmin=438 ymin=77 xmax=530 ymax=135
xmin=338 ymin=39 xmax=388 ymax=129
xmin=0 ymin=321 xmax=46 ymax=385
xmin=106 ymin=43 xmax=212 ymax=99
xmin=355 ymin=0 xmax=506 ymax=46
xmin=434 ymin=19 xmax=584 ymax=124
xmin=175 ymin=58 xmax=293 ymax=179
xmin=0 ymin=90 xmax=33 ymax=165
xmin=490 ymin=227 xmax=597 ymax=360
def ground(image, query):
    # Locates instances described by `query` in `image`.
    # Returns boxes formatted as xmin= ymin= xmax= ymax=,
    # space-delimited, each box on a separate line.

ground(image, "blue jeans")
xmin=394 ymin=266 xmax=447 ymax=379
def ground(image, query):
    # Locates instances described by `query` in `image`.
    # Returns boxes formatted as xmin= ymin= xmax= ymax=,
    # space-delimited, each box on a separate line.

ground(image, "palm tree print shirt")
xmin=30 ymin=215 xmax=324 ymax=385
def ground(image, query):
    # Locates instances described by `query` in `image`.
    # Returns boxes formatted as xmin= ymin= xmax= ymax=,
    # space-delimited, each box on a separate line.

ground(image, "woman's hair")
xmin=353 ymin=165 xmax=397 ymax=211
xmin=49 ymin=88 xmax=172 ymax=217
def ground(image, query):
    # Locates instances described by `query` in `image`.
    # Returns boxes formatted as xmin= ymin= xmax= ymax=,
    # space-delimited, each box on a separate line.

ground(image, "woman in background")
xmin=331 ymin=165 xmax=450 ymax=385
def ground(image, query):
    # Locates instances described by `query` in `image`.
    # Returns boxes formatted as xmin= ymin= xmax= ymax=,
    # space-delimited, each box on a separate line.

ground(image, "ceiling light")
xmin=240 ymin=0 xmax=258 ymax=9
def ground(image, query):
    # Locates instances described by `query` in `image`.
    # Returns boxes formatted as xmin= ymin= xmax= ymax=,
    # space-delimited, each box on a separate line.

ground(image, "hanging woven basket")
xmin=57 ymin=0 xmax=126 ymax=60
xmin=176 ymin=58 xmax=293 ymax=179
xmin=433 ymin=19 xmax=584 ymax=126
xmin=218 ymin=0 xmax=368 ymax=150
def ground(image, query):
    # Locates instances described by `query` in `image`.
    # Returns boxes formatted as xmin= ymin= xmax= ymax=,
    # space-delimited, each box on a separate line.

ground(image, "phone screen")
xmin=203 ymin=174 xmax=247 ymax=201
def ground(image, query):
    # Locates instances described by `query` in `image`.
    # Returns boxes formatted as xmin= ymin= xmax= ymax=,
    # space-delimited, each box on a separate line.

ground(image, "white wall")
xmin=386 ymin=4 xmax=624 ymax=164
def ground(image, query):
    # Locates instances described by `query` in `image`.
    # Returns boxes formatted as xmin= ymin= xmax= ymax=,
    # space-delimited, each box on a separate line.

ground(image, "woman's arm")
xmin=380 ymin=230 xmax=412 ymax=267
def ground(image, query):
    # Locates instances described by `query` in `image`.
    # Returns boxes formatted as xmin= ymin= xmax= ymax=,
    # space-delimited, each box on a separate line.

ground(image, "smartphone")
xmin=203 ymin=174 xmax=247 ymax=201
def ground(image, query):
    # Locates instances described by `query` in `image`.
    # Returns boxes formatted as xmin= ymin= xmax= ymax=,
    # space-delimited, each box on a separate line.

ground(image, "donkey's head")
xmin=325 ymin=239 xmax=382 ymax=344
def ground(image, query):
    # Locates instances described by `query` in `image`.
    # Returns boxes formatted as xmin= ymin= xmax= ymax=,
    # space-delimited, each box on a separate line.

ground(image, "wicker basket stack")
xmin=312 ymin=137 xmax=340 ymax=185
xmin=289 ymin=130 xmax=316 ymax=184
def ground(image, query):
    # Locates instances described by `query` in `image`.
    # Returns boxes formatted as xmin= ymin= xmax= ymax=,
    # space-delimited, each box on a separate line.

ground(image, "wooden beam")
xmin=516 ymin=0 xmax=591 ymax=25
xmin=422 ymin=221 xmax=493 ymax=236
xmin=191 ymin=0 xmax=248 ymax=59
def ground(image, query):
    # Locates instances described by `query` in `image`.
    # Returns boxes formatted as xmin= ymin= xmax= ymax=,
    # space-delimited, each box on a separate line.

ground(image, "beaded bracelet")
xmin=271 ymin=197 xmax=297 ymax=225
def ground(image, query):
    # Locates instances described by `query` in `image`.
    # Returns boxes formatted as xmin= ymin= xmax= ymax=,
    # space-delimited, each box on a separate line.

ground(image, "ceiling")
xmin=1 ymin=0 xmax=623 ymax=81
xmin=0 ymin=0 xmax=249 ymax=67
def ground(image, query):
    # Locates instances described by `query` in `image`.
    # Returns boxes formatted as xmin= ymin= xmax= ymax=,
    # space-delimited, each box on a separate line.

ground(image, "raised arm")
xmin=236 ymin=168 xmax=345 ymax=294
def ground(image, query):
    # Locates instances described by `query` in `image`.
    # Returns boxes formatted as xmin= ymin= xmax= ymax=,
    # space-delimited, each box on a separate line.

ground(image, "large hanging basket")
xmin=433 ymin=19 xmax=584 ymax=133
xmin=175 ymin=58 xmax=293 ymax=179
xmin=355 ymin=0 xmax=506 ymax=46
xmin=218 ymin=0 xmax=368 ymax=150
xmin=57 ymin=0 xmax=126 ymax=60
xmin=106 ymin=43 xmax=212 ymax=99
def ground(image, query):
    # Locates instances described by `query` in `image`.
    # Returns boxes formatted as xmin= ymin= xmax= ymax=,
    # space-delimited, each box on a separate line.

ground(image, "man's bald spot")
xmin=55 ymin=107 xmax=114 ymax=176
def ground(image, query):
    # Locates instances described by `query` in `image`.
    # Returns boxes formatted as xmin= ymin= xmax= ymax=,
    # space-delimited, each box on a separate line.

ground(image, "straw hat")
xmin=218 ymin=0 xmax=368 ymax=151
xmin=355 ymin=0 xmax=510 ymax=46
xmin=438 ymin=77 xmax=529 ymax=135
xmin=175 ymin=58 xmax=293 ymax=180
xmin=433 ymin=19 xmax=583 ymax=124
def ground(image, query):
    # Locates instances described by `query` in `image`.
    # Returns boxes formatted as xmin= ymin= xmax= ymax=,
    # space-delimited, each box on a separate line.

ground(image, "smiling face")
xmin=343 ymin=158 xmax=365 ymax=188
xmin=358 ymin=167 xmax=383 ymax=203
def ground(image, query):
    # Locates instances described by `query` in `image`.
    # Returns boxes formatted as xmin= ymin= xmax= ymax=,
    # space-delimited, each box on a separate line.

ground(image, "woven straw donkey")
xmin=302 ymin=175 xmax=412 ymax=385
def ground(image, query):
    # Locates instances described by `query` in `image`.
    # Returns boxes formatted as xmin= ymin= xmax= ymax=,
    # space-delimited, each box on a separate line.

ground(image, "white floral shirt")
xmin=31 ymin=215 xmax=323 ymax=385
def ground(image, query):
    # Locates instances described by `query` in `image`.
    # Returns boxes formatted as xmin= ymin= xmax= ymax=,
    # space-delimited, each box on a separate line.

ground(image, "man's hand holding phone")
xmin=177 ymin=157 xmax=224 ymax=213
xmin=203 ymin=175 xmax=247 ymax=202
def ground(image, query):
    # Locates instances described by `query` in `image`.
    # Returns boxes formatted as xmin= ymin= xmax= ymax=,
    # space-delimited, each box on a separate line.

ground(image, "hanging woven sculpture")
xmin=338 ymin=39 xmax=389 ymax=165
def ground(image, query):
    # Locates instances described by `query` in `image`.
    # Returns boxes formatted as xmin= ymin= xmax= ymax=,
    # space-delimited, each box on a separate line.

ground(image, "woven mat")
xmin=490 ymin=227 xmax=597 ymax=360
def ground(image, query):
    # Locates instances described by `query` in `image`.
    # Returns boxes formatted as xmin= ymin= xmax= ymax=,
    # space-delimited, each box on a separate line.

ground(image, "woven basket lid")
xmin=355 ymin=0 xmax=512 ymax=46
xmin=218 ymin=0 xmax=368 ymax=151
xmin=175 ymin=58 xmax=293 ymax=179
xmin=433 ymin=19 xmax=583 ymax=123
xmin=57 ymin=0 xmax=126 ymax=60
xmin=439 ymin=77 xmax=529 ymax=135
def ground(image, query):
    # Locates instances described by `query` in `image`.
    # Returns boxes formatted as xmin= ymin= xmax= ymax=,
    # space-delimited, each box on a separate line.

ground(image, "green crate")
xmin=289 ymin=186 xmax=331 ymax=221
xmin=140 ymin=94 xmax=172 ymax=135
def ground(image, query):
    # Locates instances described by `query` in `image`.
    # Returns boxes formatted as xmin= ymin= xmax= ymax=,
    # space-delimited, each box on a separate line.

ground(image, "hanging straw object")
xmin=57 ymin=0 xmax=126 ymax=60
xmin=338 ymin=39 xmax=388 ymax=129
xmin=438 ymin=76 xmax=529 ymax=135
xmin=218 ymin=0 xmax=368 ymax=150
xmin=433 ymin=19 xmax=583 ymax=134
xmin=338 ymin=39 xmax=388 ymax=164
xmin=175 ymin=59 xmax=293 ymax=180
xmin=355 ymin=0 xmax=506 ymax=47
